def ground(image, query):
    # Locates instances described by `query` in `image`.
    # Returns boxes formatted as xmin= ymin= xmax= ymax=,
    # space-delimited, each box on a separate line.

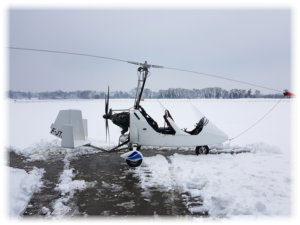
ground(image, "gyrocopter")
xmin=49 ymin=60 xmax=228 ymax=167
xmin=10 ymin=47 xmax=293 ymax=167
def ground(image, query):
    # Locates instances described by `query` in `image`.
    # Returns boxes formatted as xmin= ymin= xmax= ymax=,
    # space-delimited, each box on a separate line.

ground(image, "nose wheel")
xmin=126 ymin=158 xmax=143 ymax=167
xmin=120 ymin=144 xmax=143 ymax=167
xmin=195 ymin=145 xmax=209 ymax=155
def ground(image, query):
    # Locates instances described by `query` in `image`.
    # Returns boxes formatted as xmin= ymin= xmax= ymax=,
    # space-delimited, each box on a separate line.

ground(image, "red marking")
xmin=283 ymin=90 xmax=295 ymax=97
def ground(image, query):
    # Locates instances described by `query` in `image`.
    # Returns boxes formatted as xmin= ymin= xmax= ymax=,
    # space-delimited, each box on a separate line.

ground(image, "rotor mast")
xmin=134 ymin=61 xmax=149 ymax=109
xmin=126 ymin=60 xmax=163 ymax=109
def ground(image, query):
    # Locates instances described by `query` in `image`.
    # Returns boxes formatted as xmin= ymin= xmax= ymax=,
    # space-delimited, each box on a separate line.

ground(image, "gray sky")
xmin=9 ymin=9 xmax=291 ymax=93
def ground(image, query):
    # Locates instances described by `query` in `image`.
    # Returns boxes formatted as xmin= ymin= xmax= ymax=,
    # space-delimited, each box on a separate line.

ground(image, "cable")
xmin=229 ymin=98 xmax=283 ymax=141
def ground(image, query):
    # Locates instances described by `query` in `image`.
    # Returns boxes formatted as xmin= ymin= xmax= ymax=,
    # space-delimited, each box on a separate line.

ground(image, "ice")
xmin=9 ymin=167 xmax=45 ymax=217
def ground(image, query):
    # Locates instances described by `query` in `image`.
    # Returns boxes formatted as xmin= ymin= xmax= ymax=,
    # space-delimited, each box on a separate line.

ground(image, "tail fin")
xmin=50 ymin=109 xmax=90 ymax=148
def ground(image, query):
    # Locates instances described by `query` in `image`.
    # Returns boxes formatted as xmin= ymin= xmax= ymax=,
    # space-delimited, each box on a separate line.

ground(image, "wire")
xmin=229 ymin=98 xmax=283 ymax=141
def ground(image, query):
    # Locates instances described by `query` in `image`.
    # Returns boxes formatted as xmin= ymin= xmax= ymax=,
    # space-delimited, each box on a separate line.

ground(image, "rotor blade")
xmin=10 ymin=46 xmax=283 ymax=93
xmin=127 ymin=61 xmax=164 ymax=69
xmin=127 ymin=61 xmax=142 ymax=66
xmin=151 ymin=64 xmax=164 ymax=69
xmin=163 ymin=66 xmax=282 ymax=93
xmin=10 ymin=47 xmax=165 ymax=70
xmin=10 ymin=47 xmax=131 ymax=64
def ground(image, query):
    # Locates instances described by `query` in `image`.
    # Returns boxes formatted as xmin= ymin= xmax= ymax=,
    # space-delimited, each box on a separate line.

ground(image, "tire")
xmin=195 ymin=145 xmax=209 ymax=155
xmin=126 ymin=159 xmax=143 ymax=167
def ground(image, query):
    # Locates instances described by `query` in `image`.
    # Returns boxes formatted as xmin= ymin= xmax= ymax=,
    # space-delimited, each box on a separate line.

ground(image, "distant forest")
xmin=8 ymin=87 xmax=284 ymax=100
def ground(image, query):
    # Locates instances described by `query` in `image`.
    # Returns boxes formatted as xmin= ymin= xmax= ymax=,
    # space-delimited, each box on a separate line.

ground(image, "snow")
xmin=55 ymin=168 xmax=88 ymax=196
xmin=7 ymin=98 xmax=292 ymax=217
xmin=135 ymin=142 xmax=291 ymax=217
xmin=9 ymin=167 xmax=45 ymax=217
xmin=51 ymin=166 xmax=88 ymax=217
xmin=51 ymin=150 xmax=96 ymax=217
xmin=8 ymin=98 xmax=291 ymax=151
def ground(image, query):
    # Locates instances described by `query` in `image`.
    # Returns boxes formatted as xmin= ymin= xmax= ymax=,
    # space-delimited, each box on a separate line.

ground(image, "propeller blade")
xmin=107 ymin=119 xmax=110 ymax=144
xmin=104 ymin=86 xmax=110 ymax=143
xmin=105 ymin=97 xmax=107 ymax=115
xmin=105 ymin=118 xmax=109 ymax=142
xmin=107 ymin=86 xmax=110 ymax=111
xmin=105 ymin=86 xmax=109 ymax=115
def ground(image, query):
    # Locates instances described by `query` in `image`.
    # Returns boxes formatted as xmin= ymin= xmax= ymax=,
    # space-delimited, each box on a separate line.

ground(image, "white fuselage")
xmin=129 ymin=109 xmax=228 ymax=147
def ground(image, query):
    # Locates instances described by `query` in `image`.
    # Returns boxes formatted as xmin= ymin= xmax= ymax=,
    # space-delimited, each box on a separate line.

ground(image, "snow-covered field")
xmin=7 ymin=98 xmax=292 ymax=217
xmin=8 ymin=98 xmax=291 ymax=151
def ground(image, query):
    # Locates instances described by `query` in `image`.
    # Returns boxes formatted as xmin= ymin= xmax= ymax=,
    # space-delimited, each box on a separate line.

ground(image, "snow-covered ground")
xmin=8 ymin=98 xmax=291 ymax=151
xmin=134 ymin=144 xmax=290 ymax=217
xmin=7 ymin=98 xmax=292 ymax=217
xmin=9 ymin=167 xmax=45 ymax=217
xmin=51 ymin=149 xmax=97 ymax=217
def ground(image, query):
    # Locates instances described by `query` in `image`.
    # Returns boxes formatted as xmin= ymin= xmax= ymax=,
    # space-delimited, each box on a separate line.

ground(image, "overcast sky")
xmin=9 ymin=9 xmax=291 ymax=93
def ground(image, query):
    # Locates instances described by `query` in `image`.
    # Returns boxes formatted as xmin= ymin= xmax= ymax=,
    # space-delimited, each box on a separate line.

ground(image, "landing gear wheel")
xmin=195 ymin=145 xmax=209 ymax=155
xmin=126 ymin=159 xmax=143 ymax=167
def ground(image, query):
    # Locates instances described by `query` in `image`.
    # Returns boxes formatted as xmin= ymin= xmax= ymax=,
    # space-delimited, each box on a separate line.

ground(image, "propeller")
xmin=103 ymin=86 xmax=112 ymax=142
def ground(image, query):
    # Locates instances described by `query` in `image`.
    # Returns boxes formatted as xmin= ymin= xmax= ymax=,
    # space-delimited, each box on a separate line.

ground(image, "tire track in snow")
xmin=165 ymin=155 xmax=207 ymax=215
xmin=136 ymin=153 xmax=207 ymax=215
xmin=49 ymin=151 xmax=97 ymax=217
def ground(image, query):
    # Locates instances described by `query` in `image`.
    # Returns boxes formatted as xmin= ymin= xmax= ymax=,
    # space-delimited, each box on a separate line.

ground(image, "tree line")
xmin=8 ymin=87 xmax=284 ymax=100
